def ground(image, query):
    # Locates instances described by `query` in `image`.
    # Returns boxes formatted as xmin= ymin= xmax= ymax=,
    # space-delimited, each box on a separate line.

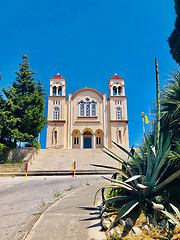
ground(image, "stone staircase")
xmin=28 ymin=148 xmax=128 ymax=171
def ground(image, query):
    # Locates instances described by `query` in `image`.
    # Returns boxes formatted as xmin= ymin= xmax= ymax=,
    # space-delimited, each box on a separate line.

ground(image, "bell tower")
xmin=108 ymin=73 xmax=129 ymax=149
xmin=46 ymin=74 xmax=67 ymax=149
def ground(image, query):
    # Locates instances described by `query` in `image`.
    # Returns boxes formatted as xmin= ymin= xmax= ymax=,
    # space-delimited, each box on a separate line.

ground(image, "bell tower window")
xmin=58 ymin=86 xmax=62 ymax=95
xmin=113 ymin=86 xmax=117 ymax=96
xmin=53 ymin=86 xmax=56 ymax=96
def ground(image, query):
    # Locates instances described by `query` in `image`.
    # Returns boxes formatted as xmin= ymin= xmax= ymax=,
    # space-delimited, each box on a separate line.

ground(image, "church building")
xmin=46 ymin=74 xmax=129 ymax=149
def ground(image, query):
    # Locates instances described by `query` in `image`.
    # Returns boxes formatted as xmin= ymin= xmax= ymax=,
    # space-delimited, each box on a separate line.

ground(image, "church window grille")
xmin=91 ymin=101 xmax=96 ymax=116
xmin=78 ymin=99 xmax=97 ymax=117
xmin=53 ymin=107 xmax=59 ymax=120
xmin=116 ymin=107 xmax=122 ymax=120
xmin=79 ymin=101 xmax=85 ymax=116
xmin=86 ymin=98 xmax=90 ymax=116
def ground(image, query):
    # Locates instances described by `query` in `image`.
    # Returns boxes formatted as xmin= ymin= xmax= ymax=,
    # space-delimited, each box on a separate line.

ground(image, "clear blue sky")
xmin=0 ymin=0 xmax=178 ymax=149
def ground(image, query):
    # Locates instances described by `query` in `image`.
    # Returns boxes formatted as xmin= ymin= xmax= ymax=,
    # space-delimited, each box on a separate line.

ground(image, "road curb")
xmin=0 ymin=170 xmax=114 ymax=177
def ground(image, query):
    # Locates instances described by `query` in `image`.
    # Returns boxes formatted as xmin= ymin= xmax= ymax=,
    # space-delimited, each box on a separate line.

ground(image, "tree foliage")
xmin=1 ymin=54 xmax=46 ymax=147
xmin=161 ymin=69 xmax=180 ymax=143
xmin=168 ymin=0 xmax=180 ymax=65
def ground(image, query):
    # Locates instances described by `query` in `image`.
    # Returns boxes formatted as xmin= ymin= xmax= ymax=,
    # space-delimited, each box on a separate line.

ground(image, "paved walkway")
xmin=25 ymin=181 xmax=106 ymax=240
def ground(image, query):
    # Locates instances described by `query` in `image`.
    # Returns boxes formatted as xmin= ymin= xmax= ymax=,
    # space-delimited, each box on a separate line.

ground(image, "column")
xmin=80 ymin=133 xmax=83 ymax=149
xmin=70 ymin=133 xmax=72 ymax=149
xmin=93 ymin=133 xmax=96 ymax=149
xmin=56 ymin=86 xmax=58 ymax=96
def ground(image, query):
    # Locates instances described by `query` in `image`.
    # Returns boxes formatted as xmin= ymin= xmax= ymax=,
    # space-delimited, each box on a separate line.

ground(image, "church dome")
xmin=52 ymin=73 xmax=63 ymax=78
xmin=111 ymin=74 xmax=121 ymax=79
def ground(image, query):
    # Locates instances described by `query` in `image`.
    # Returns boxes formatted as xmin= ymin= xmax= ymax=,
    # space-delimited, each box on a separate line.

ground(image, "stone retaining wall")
xmin=0 ymin=147 xmax=38 ymax=173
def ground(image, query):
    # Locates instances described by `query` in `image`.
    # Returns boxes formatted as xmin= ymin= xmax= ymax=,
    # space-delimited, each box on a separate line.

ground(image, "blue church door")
xmin=84 ymin=137 xmax=92 ymax=148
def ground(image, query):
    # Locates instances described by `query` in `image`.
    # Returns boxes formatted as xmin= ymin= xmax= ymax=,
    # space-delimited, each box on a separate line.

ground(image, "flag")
xmin=145 ymin=115 xmax=150 ymax=124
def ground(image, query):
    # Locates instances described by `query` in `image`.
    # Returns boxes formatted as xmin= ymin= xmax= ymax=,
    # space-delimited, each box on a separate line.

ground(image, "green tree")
xmin=168 ymin=0 xmax=180 ymax=65
xmin=2 ymin=54 xmax=46 ymax=145
xmin=160 ymin=69 xmax=180 ymax=143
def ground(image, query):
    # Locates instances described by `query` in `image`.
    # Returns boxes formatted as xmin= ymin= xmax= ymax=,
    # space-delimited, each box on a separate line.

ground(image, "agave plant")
xmin=92 ymin=134 xmax=180 ymax=223
xmin=160 ymin=204 xmax=180 ymax=228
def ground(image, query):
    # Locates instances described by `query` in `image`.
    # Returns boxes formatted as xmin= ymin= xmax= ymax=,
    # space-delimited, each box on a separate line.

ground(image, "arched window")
xmin=74 ymin=137 xmax=79 ymax=145
xmin=116 ymin=107 xmax=122 ymax=120
xmin=78 ymin=99 xmax=97 ymax=117
xmin=54 ymin=130 xmax=57 ymax=142
xmin=53 ymin=107 xmax=59 ymax=120
xmin=86 ymin=98 xmax=90 ymax=116
xmin=118 ymin=86 xmax=122 ymax=95
xmin=113 ymin=86 xmax=117 ymax=96
xmin=118 ymin=130 xmax=121 ymax=139
xmin=79 ymin=101 xmax=85 ymax=116
xmin=58 ymin=86 xmax=62 ymax=95
xmin=91 ymin=101 xmax=96 ymax=116
xmin=53 ymin=86 xmax=56 ymax=96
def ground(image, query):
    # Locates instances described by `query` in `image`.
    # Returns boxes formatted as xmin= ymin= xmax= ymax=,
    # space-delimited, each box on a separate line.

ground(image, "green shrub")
xmin=0 ymin=143 xmax=7 ymax=155
xmin=26 ymin=139 xmax=40 ymax=150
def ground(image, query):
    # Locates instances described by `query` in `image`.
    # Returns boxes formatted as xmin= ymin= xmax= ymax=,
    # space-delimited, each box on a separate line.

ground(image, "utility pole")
xmin=155 ymin=59 xmax=160 ymax=147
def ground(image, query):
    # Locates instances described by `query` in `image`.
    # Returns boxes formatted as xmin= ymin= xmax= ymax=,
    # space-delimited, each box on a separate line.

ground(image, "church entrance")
xmin=83 ymin=131 xmax=92 ymax=148
xmin=84 ymin=137 xmax=92 ymax=148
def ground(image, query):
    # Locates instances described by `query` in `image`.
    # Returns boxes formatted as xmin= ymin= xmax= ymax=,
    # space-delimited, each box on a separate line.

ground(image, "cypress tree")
xmin=168 ymin=0 xmax=180 ymax=65
xmin=2 ymin=54 xmax=46 ymax=145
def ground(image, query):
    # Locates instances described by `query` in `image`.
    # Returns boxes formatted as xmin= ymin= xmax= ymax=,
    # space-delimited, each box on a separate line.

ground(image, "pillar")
xmin=93 ymin=133 xmax=96 ymax=149
xmin=70 ymin=133 xmax=72 ymax=149
xmin=80 ymin=133 xmax=83 ymax=149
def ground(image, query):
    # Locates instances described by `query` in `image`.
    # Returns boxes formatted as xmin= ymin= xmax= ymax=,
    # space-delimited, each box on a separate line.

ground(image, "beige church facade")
xmin=46 ymin=74 xmax=129 ymax=150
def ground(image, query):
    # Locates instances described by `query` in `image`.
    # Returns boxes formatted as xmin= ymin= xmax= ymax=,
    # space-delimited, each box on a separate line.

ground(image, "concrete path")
xmin=0 ymin=176 xmax=103 ymax=240
xmin=25 ymin=181 xmax=106 ymax=240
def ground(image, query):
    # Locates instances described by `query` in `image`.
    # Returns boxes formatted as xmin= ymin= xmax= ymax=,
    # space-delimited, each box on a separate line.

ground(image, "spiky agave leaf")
xmin=170 ymin=204 xmax=180 ymax=219
xmin=151 ymin=170 xmax=180 ymax=193
xmin=125 ymin=175 xmax=142 ymax=183
xmin=90 ymin=164 xmax=129 ymax=179
xmin=106 ymin=195 xmax=134 ymax=204
xmin=160 ymin=209 xmax=180 ymax=228
xmin=115 ymin=199 xmax=139 ymax=222
xmin=102 ymin=176 xmax=138 ymax=193
xmin=112 ymin=140 xmax=142 ymax=175
xmin=102 ymin=147 xmax=135 ymax=177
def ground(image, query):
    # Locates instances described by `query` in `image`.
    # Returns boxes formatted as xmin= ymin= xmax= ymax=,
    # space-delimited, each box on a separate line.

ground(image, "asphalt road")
xmin=0 ymin=175 xmax=103 ymax=240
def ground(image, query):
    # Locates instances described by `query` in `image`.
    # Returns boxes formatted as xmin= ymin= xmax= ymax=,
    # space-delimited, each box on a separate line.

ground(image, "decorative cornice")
xmin=77 ymin=116 xmax=98 ymax=119
xmin=47 ymin=120 xmax=66 ymax=123
xmin=109 ymin=96 xmax=127 ymax=98
xmin=110 ymin=120 xmax=128 ymax=123
xmin=75 ymin=120 xmax=100 ymax=123
xmin=48 ymin=96 xmax=66 ymax=99
xmin=71 ymin=88 xmax=103 ymax=100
